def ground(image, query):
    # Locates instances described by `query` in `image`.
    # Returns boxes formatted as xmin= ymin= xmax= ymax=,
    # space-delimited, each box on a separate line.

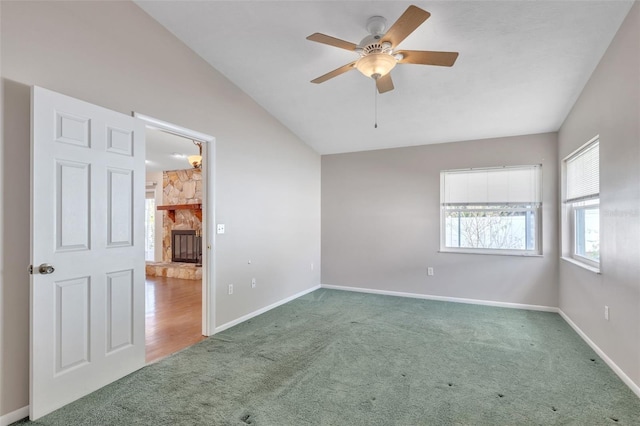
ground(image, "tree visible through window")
xmin=441 ymin=165 xmax=542 ymax=255
xmin=445 ymin=205 xmax=536 ymax=251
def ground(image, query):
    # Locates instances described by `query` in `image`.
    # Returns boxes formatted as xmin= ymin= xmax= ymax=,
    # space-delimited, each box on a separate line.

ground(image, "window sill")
xmin=561 ymin=257 xmax=601 ymax=274
xmin=439 ymin=249 xmax=542 ymax=258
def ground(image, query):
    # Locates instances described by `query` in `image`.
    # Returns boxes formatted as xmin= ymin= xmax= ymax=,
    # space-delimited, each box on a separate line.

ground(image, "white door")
xmin=30 ymin=86 xmax=146 ymax=419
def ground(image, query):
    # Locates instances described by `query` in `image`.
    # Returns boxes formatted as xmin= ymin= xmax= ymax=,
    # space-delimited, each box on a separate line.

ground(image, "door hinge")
xmin=28 ymin=265 xmax=33 ymax=274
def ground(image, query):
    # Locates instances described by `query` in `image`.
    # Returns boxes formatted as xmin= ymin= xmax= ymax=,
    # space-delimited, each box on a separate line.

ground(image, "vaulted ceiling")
xmin=136 ymin=1 xmax=633 ymax=155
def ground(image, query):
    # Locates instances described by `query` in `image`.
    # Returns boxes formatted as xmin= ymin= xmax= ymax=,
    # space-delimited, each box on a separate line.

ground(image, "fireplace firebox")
xmin=171 ymin=230 xmax=202 ymax=265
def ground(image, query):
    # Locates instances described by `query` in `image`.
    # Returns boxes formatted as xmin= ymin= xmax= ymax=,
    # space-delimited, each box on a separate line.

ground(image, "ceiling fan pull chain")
xmin=374 ymin=81 xmax=378 ymax=129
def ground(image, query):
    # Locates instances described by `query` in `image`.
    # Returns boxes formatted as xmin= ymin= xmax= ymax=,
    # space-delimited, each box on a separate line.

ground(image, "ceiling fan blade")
xmin=311 ymin=61 xmax=357 ymax=84
xmin=306 ymin=33 xmax=358 ymax=51
xmin=397 ymin=50 xmax=459 ymax=67
xmin=376 ymin=73 xmax=394 ymax=93
xmin=381 ymin=5 xmax=431 ymax=48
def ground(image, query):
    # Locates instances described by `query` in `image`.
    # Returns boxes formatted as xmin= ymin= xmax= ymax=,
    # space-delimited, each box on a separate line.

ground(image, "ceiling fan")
xmin=307 ymin=5 xmax=459 ymax=94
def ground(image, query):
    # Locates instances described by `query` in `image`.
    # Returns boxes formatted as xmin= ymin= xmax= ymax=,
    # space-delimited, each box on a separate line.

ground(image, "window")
xmin=564 ymin=138 xmax=599 ymax=268
xmin=145 ymin=190 xmax=156 ymax=261
xmin=440 ymin=165 xmax=542 ymax=255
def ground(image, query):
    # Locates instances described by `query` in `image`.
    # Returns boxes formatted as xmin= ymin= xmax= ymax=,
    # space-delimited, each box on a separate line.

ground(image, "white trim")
xmin=561 ymin=256 xmax=601 ymax=274
xmin=0 ymin=406 xmax=29 ymax=426
xmin=559 ymin=309 xmax=640 ymax=399
xmin=214 ymin=285 xmax=321 ymax=334
xmin=320 ymin=284 xmax=558 ymax=312
xmin=202 ymin=136 xmax=216 ymax=335
xmin=438 ymin=249 xmax=543 ymax=258
xmin=133 ymin=113 xmax=214 ymax=143
xmin=563 ymin=134 xmax=600 ymax=163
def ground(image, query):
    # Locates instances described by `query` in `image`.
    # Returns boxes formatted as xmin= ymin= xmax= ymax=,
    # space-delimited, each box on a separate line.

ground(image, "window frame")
xmin=572 ymin=202 xmax=600 ymax=268
xmin=440 ymin=165 xmax=543 ymax=256
xmin=144 ymin=188 xmax=156 ymax=262
xmin=563 ymin=136 xmax=600 ymax=271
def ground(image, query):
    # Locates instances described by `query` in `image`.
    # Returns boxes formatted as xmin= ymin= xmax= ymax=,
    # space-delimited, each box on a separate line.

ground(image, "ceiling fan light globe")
xmin=355 ymin=53 xmax=397 ymax=79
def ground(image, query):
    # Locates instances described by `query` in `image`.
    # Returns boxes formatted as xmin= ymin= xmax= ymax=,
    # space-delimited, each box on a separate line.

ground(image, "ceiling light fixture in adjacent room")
xmin=188 ymin=141 xmax=203 ymax=169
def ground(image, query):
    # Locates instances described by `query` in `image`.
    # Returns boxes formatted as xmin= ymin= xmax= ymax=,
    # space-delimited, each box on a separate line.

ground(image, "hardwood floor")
xmin=145 ymin=275 xmax=206 ymax=363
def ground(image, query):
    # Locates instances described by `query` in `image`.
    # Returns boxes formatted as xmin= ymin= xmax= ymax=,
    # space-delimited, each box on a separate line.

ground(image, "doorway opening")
xmin=136 ymin=114 xmax=215 ymax=363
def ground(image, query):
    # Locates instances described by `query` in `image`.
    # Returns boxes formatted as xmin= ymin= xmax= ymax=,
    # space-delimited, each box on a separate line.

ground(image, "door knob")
xmin=38 ymin=263 xmax=55 ymax=275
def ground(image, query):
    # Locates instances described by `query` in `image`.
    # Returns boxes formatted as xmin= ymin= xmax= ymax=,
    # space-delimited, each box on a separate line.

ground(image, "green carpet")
xmin=16 ymin=289 xmax=640 ymax=425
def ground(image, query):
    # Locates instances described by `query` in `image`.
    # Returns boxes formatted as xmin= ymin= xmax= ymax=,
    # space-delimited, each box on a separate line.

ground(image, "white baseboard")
xmin=214 ymin=285 xmax=321 ymax=334
xmin=320 ymin=284 xmax=558 ymax=312
xmin=0 ymin=406 xmax=29 ymax=426
xmin=559 ymin=309 xmax=640 ymax=399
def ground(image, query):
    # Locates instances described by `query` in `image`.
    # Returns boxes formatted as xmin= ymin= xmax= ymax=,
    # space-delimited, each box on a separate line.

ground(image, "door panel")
xmin=106 ymin=126 xmax=134 ymax=156
xmin=55 ymin=111 xmax=90 ymax=147
xmin=55 ymin=276 xmax=91 ymax=373
xmin=106 ymin=269 xmax=134 ymax=353
xmin=55 ymin=160 xmax=91 ymax=251
xmin=31 ymin=86 xmax=145 ymax=419
xmin=107 ymin=168 xmax=133 ymax=246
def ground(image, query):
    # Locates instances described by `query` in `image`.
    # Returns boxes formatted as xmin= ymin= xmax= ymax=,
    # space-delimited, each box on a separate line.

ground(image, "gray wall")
xmin=558 ymin=2 xmax=640 ymax=389
xmin=0 ymin=1 xmax=320 ymax=416
xmin=322 ymin=133 xmax=559 ymax=307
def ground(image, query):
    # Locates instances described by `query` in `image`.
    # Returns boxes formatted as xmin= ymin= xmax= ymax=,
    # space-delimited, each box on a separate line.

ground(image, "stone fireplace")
xmin=161 ymin=168 xmax=202 ymax=263
xmin=145 ymin=168 xmax=203 ymax=281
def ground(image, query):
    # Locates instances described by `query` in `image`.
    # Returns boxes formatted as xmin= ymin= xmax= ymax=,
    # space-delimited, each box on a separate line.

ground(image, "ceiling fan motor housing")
xmin=360 ymin=40 xmax=393 ymax=55
xmin=358 ymin=16 xmax=393 ymax=58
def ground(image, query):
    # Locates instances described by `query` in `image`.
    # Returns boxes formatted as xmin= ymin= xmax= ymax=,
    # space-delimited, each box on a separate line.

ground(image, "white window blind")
xmin=565 ymin=140 xmax=599 ymax=203
xmin=145 ymin=182 xmax=157 ymax=200
xmin=441 ymin=165 xmax=541 ymax=205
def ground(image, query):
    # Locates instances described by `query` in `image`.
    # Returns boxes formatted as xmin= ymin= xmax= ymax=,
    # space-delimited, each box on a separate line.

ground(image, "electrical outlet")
xmin=228 ymin=284 xmax=233 ymax=295
xmin=217 ymin=224 xmax=225 ymax=234
xmin=604 ymin=305 xmax=609 ymax=321
xmin=251 ymin=278 xmax=256 ymax=288
xmin=427 ymin=267 xmax=434 ymax=276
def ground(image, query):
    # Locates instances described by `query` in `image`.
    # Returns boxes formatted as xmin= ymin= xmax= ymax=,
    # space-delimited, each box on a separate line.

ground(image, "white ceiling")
xmin=135 ymin=1 xmax=633 ymax=155
xmin=145 ymin=128 xmax=201 ymax=172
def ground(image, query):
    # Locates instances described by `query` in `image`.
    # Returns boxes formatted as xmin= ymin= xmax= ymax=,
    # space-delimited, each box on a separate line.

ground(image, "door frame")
xmin=134 ymin=113 xmax=216 ymax=336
